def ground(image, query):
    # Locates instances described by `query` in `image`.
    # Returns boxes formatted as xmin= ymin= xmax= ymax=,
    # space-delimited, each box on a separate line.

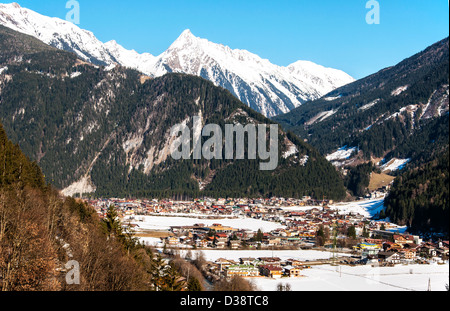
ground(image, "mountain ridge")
xmin=274 ymin=37 xmax=449 ymax=172
xmin=0 ymin=2 xmax=354 ymax=117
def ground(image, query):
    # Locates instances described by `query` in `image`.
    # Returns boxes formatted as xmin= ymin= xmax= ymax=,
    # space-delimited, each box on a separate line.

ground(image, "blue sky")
xmin=8 ymin=0 xmax=450 ymax=79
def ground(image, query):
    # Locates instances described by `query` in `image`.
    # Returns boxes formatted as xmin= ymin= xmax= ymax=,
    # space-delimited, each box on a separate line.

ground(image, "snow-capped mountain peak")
xmin=104 ymin=40 xmax=156 ymax=71
xmin=176 ymin=28 xmax=196 ymax=40
xmin=150 ymin=29 xmax=354 ymax=116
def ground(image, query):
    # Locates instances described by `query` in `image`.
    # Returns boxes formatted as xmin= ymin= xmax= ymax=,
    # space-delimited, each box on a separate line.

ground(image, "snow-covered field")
xmin=280 ymin=197 xmax=388 ymax=217
xmin=249 ymin=263 xmax=449 ymax=291
xmin=128 ymin=215 xmax=286 ymax=232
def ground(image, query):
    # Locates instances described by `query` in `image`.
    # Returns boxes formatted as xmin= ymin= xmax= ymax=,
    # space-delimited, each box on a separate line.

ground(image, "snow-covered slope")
xmin=149 ymin=29 xmax=354 ymax=117
xmin=0 ymin=2 xmax=355 ymax=117
xmin=0 ymin=2 xmax=119 ymax=65
xmin=103 ymin=39 xmax=156 ymax=73
xmin=0 ymin=2 xmax=157 ymax=68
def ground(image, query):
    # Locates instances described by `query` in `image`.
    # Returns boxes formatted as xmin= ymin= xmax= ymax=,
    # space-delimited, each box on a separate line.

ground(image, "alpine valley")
xmin=0 ymin=0 xmax=449 ymax=296
xmin=275 ymin=37 xmax=449 ymax=234
xmin=0 ymin=2 xmax=448 ymax=236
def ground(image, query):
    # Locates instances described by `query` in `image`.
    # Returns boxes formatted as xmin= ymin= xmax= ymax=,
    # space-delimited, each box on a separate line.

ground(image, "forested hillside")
xmin=384 ymin=150 xmax=449 ymax=235
xmin=0 ymin=25 xmax=346 ymax=200
xmin=274 ymin=37 xmax=449 ymax=169
xmin=1 ymin=121 xmax=203 ymax=291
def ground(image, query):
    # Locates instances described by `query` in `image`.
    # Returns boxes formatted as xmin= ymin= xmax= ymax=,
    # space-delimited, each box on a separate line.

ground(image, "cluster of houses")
xmin=353 ymin=234 xmax=449 ymax=265
xmin=84 ymin=197 xmax=449 ymax=271
xmin=165 ymin=222 xmax=314 ymax=250
xmin=86 ymin=196 xmax=333 ymax=219
xmin=203 ymin=234 xmax=449 ymax=280
xmin=211 ymin=257 xmax=310 ymax=279
xmin=88 ymin=197 xmax=402 ymax=244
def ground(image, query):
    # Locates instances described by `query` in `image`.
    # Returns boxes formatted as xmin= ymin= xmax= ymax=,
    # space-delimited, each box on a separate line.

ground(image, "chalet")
xmin=171 ymin=225 xmax=202 ymax=234
xmin=383 ymin=241 xmax=403 ymax=251
xmin=216 ymin=198 xmax=226 ymax=205
xmin=402 ymin=243 xmax=418 ymax=250
xmin=259 ymin=265 xmax=283 ymax=279
xmin=206 ymin=236 xmax=215 ymax=247
xmin=436 ymin=247 xmax=449 ymax=257
xmin=286 ymin=259 xmax=304 ymax=267
xmin=283 ymin=265 xmax=303 ymax=278
xmin=268 ymin=237 xmax=282 ymax=246
xmin=230 ymin=239 xmax=241 ymax=250
xmin=209 ymin=224 xmax=237 ymax=234
xmin=239 ymin=258 xmax=260 ymax=266
xmin=195 ymin=238 xmax=209 ymax=248
xmin=393 ymin=234 xmax=415 ymax=245
xmin=364 ymin=238 xmax=384 ymax=246
xmin=417 ymin=244 xmax=437 ymax=257
xmin=399 ymin=249 xmax=416 ymax=261
xmin=378 ymin=251 xmax=401 ymax=264
xmin=355 ymin=242 xmax=381 ymax=258
xmin=215 ymin=234 xmax=229 ymax=249
xmin=355 ymin=242 xmax=381 ymax=251
xmin=166 ymin=236 xmax=179 ymax=246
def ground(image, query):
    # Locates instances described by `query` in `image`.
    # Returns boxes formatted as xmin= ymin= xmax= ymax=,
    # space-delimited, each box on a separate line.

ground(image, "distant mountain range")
xmin=0 ymin=2 xmax=354 ymax=117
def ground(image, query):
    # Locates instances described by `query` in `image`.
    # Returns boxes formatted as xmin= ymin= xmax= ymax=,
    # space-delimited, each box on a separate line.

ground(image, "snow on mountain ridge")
xmin=0 ymin=3 xmax=355 ymax=117
xmin=104 ymin=39 xmax=156 ymax=72
xmin=149 ymin=29 xmax=354 ymax=116
xmin=0 ymin=2 xmax=119 ymax=65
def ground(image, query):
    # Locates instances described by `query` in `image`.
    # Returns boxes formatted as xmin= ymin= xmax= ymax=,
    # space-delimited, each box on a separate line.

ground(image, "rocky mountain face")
xmin=0 ymin=25 xmax=347 ymax=200
xmin=0 ymin=3 xmax=354 ymax=117
xmin=147 ymin=29 xmax=354 ymax=117
xmin=275 ymin=37 xmax=449 ymax=172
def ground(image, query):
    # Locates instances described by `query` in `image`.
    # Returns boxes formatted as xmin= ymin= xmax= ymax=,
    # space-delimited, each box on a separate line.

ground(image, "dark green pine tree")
xmin=187 ymin=277 xmax=203 ymax=291
xmin=347 ymin=226 xmax=357 ymax=239
xmin=101 ymin=205 xmax=123 ymax=240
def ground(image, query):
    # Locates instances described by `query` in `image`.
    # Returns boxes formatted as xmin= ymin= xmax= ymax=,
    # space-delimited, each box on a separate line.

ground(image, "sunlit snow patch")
xmin=326 ymin=146 xmax=357 ymax=162
xmin=391 ymin=85 xmax=409 ymax=96
xmin=380 ymin=158 xmax=410 ymax=172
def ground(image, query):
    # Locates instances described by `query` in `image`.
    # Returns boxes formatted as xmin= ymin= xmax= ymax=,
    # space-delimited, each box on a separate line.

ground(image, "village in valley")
xmin=83 ymin=193 xmax=449 ymax=283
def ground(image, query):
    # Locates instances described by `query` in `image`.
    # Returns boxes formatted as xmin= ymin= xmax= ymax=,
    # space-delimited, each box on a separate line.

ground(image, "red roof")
xmin=262 ymin=265 xmax=283 ymax=271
